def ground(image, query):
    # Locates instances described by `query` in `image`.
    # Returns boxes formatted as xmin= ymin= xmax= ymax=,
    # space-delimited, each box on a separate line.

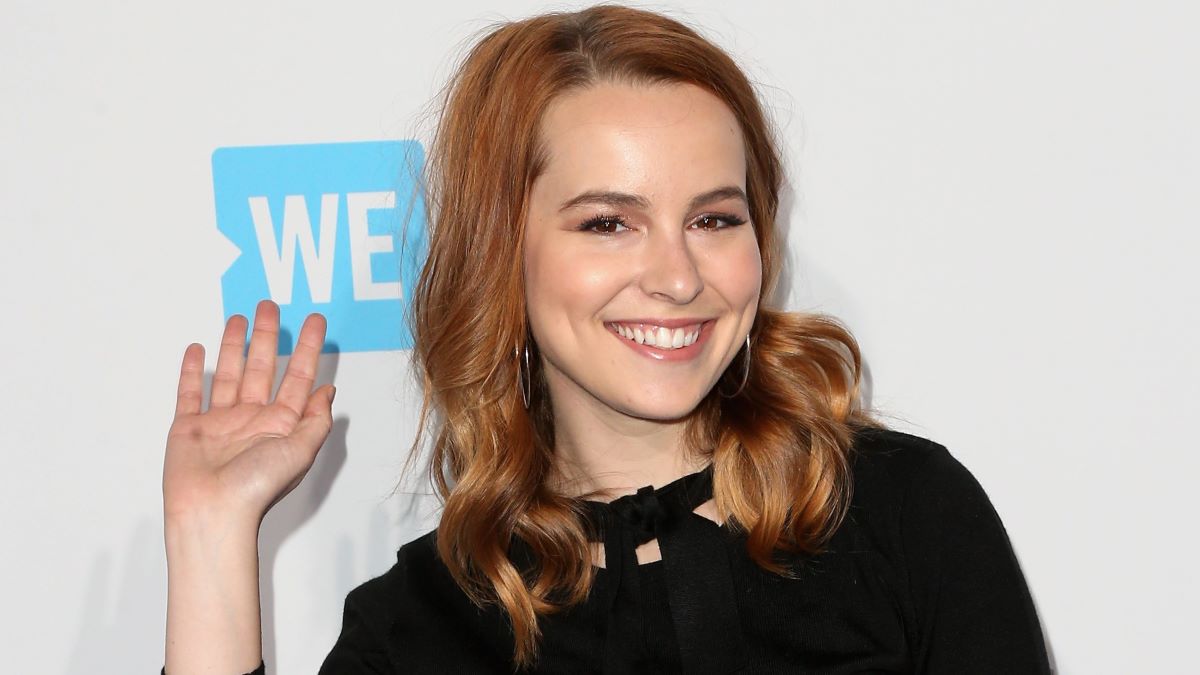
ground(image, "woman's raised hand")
xmin=164 ymin=299 xmax=335 ymax=526
xmin=163 ymin=299 xmax=332 ymax=671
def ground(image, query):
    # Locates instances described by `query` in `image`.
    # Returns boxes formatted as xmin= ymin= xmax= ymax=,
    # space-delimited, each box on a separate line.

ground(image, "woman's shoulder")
xmin=324 ymin=529 xmax=515 ymax=670
xmin=837 ymin=427 xmax=1051 ymax=671
xmin=840 ymin=425 xmax=1005 ymax=543
xmin=849 ymin=425 xmax=957 ymax=475
xmin=334 ymin=530 xmax=436 ymax=629
xmin=320 ymin=532 xmax=440 ymax=671
xmin=343 ymin=529 xmax=443 ymax=607
xmin=846 ymin=425 xmax=982 ymax=506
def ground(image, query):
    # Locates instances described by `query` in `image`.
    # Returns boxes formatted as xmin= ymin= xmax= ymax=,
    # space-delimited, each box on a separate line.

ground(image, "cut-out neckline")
xmin=578 ymin=464 xmax=719 ymax=569
xmin=575 ymin=465 xmax=746 ymax=674
xmin=587 ymin=501 xmax=724 ymax=569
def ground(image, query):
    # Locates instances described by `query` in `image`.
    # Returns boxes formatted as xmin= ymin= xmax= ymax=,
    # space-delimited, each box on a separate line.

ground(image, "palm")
xmin=165 ymin=301 xmax=334 ymax=522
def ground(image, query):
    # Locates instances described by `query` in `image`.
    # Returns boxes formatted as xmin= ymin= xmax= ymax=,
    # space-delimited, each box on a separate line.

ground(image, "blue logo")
xmin=212 ymin=141 xmax=427 ymax=354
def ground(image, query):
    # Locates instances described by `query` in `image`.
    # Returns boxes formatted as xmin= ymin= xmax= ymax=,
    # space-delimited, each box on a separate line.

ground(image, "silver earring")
xmin=720 ymin=335 xmax=752 ymax=399
xmin=516 ymin=343 xmax=532 ymax=409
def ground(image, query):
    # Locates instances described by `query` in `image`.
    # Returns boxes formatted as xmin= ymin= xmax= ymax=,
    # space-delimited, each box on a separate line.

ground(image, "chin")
xmin=612 ymin=392 xmax=709 ymax=423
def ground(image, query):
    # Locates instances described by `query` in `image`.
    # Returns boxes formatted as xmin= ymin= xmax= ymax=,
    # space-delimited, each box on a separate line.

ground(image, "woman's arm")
xmin=163 ymin=300 xmax=334 ymax=674
xmin=164 ymin=510 xmax=263 ymax=673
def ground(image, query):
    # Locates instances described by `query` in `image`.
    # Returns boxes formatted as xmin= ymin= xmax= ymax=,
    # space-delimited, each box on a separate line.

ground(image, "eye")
xmin=691 ymin=213 xmax=748 ymax=231
xmin=577 ymin=214 xmax=629 ymax=235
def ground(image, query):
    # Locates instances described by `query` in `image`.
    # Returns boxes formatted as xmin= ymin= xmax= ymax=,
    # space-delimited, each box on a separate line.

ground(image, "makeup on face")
xmin=523 ymin=81 xmax=762 ymax=422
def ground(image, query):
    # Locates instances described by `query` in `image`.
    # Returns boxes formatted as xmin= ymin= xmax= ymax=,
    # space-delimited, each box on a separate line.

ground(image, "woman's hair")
xmin=410 ymin=3 xmax=873 ymax=666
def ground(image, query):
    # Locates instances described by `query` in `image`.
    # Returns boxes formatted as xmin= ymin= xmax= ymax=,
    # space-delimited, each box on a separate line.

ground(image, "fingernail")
xmin=330 ymin=385 xmax=337 ymax=403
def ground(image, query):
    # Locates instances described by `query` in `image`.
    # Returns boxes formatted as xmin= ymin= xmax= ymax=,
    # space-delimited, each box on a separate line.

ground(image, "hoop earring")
xmin=719 ymin=335 xmax=752 ymax=399
xmin=515 ymin=343 xmax=532 ymax=409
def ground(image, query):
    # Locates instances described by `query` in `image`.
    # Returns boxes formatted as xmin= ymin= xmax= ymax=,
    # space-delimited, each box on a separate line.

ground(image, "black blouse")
xmin=315 ymin=428 xmax=1052 ymax=673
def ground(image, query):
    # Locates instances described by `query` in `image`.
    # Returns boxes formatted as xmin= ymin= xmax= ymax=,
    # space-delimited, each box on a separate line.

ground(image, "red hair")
xmin=410 ymin=4 xmax=873 ymax=666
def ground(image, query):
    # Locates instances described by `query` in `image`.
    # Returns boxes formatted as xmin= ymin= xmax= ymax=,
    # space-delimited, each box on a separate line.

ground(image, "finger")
xmin=174 ymin=343 xmax=205 ymax=418
xmin=238 ymin=299 xmax=280 ymax=405
xmin=275 ymin=313 xmax=328 ymax=417
xmin=209 ymin=314 xmax=248 ymax=408
xmin=291 ymin=384 xmax=336 ymax=461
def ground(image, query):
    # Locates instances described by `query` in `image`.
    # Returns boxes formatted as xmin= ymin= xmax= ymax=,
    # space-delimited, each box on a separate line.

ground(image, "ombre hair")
xmin=410 ymin=4 xmax=874 ymax=666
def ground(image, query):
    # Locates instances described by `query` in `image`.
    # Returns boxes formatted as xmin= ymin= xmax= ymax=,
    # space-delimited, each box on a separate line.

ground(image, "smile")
xmin=605 ymin=320 xmax=713 ymax=360
xmin=611 ymin=322 xmax=701 ymax=348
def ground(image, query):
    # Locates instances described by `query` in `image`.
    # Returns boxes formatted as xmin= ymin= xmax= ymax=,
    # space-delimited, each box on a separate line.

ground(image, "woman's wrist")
xmin=164 ymin=504 xmax=260 ymax=555
xmin=164 ymin=507 xmax=263 ymax=673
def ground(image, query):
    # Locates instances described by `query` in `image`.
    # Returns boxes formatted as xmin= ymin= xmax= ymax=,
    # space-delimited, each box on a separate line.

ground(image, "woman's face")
xmin=524 ymin=81 xmax=762 ymax=423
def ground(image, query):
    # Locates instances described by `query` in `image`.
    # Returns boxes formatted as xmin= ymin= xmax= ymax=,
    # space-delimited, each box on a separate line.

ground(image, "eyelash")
xmin=577 ymin=212 xmax=748 ymax=235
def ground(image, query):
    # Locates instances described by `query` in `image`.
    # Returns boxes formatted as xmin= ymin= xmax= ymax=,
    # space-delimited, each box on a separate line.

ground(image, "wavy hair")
xmin=409 ymin=4 xmax=874 ymax=666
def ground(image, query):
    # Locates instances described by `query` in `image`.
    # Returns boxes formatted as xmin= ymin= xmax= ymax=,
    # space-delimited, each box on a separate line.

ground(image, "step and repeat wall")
xmin=3 ymin=1 xmax=1196 ymax=672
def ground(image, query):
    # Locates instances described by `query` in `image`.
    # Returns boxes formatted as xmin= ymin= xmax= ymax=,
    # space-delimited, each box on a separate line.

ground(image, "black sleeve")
xmin=160 ymin=662 xmax=264 ymax=675
xmin=317 ymin=581 xmax=396 ymax=674
xmin=900 ymin=444 xmax=1052 ymax=673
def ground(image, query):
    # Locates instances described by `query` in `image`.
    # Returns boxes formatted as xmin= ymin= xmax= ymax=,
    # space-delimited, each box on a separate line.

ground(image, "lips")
xmin=605 ymin=319 xmax=714 ymax=360
xmin=610 ymin=322 xmax=702 ymax=349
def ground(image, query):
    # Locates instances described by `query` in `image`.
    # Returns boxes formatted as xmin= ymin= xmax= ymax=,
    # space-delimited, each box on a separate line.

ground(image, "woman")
xmin=163 ymin=5 xmax=1050 ymax=673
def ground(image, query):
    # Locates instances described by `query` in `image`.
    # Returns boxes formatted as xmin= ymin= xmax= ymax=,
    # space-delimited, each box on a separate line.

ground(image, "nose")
xmin=638 ymin=227 xmax=703 ymax=304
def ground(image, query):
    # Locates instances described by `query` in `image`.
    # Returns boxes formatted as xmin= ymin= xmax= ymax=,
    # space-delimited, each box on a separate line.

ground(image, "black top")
xmin=315 ymin=428 xmax=1051 ymax=673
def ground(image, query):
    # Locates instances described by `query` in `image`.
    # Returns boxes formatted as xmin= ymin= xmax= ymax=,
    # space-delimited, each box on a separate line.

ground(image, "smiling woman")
xmin=162 ymin=4 xmax=1051 ymax=674
xmin=525 ymin=82 xmax=761 ymax=425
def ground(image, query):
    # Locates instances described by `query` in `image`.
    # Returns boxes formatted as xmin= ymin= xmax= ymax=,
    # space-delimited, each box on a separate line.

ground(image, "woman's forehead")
xmin=535 ymin=82 xmax=747 ymax=204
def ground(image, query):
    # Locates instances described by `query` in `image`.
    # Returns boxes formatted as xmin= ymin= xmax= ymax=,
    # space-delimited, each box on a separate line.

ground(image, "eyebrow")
xmin=557 ymin=185 xmax=748 ymax=213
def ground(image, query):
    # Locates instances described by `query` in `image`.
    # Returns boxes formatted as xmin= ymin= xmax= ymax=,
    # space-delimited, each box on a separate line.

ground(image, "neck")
xmin=545 ymin=376 xmax=708 ymax=501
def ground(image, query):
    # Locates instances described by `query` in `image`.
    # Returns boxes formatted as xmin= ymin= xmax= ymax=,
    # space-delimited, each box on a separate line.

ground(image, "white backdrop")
xmin=3 ymin=1 xmax=1196 ymax=673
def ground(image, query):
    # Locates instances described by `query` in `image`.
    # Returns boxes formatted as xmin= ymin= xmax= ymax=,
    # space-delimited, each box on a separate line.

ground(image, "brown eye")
xmin=578 ymin=215 xmax=628 ymax=234
xmin=692 ymin=213 xmax=747 ymax=230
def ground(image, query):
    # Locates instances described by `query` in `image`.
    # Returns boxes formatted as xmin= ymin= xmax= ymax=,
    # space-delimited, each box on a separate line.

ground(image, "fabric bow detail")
xmin=581 ymin=466 xmax=746 ymax=675
xmin=606 ymin=485 xmax=674 ymax=546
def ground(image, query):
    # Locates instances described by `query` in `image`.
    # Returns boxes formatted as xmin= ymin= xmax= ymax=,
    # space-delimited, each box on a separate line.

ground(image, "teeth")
xmin=611 ymin=322 xmax=702 ymax=351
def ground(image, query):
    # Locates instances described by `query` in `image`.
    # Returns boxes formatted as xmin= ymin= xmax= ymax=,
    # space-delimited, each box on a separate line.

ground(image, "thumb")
xmin=292 ymin=384 xmax=336 ymax=453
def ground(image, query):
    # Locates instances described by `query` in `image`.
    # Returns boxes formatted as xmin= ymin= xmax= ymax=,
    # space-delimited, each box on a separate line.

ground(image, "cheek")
xmin=714 ymin=236 xmax=763 ymax=306
xmin=743 ymin=246 xmax=764 ymax=302
xmin=524 ymin=238 xmax=624 ymax=334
